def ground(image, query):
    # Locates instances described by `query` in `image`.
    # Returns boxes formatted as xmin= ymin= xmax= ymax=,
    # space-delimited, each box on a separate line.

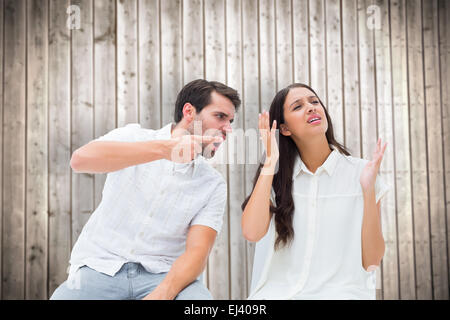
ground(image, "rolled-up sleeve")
xmin=190 ymin=180 xmax=227 ymax=234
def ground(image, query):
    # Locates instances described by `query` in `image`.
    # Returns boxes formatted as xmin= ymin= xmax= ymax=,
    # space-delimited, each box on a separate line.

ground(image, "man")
xmin=50 ymin=79 xmax=240 ymax=300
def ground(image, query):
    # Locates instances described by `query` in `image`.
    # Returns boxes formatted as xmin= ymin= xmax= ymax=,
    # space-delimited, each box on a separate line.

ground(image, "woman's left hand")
xmin=360 ymin=138 xmax=387 ymax=192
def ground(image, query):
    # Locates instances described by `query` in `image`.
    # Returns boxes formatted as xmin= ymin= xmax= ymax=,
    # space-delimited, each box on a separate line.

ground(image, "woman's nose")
xmin=306 ymin=103 xmax=316 ymax=113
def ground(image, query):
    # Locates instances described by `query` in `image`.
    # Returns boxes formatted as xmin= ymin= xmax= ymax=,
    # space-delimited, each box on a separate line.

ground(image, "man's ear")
xmin=182 ymin=103 xmax=196 ymax=122
xmin=279 ymin=123 xmax=292 ymax=136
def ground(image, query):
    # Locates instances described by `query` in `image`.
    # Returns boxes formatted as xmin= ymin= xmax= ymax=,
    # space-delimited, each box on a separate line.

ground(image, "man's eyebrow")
xmin=289 ymin=96 xmax=317 ymax=108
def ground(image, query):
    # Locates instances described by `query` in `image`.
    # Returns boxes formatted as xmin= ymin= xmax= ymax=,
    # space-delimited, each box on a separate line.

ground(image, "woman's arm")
xmin=361 ymin=189 xmax=385 ymax=270
xmin=242 ymin=165 xmax=275 ymax=242
xmin=241 ymin=111 xmax=279 ymax=242
xmin=360 ymin=138 xmax=387 ymax=270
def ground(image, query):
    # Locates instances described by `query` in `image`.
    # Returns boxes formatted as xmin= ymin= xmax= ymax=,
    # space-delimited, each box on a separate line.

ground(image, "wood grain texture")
xmin=390 ymin=0 xmax=416 ymax=300
xmin=438 ymin=0 xmax=450 ymax=301
xmin=309 ymin=0 xmax=327 ymax=101
xmin=406 ymin=0 xmax=433 ymax=300
xmin=226 ymin=0 xmax=247 ymax=299
xmin=25 ymin=0 xmax=48 ymax=300
xmin=94 ymin=0 xmax=116 ymax=207
xmin=139 ymin=0 xmax=160 ymax=130
xmin=276 ymin=0 xmax=293 ymax=90
xmin=422 ymin=0 xmax=448 ymax=300
xmin=2 ymin=0 xmax=449 ymax=300
xmin=204 ymin=0 xmax=230 ymax=300
xmin=292 ymin=0 xmax=309 ymax=84
xmin=117 ymin=0 xmax=138 ymax=126
xmin=160 ymin=0 xmax=182 ymax=125
xmin=342 ymin=0 xmax=362 ymax=157
xmin=325 ymin=0 xmax=344 ymax=143
xmin=71 ymin=0 xmax=94 ymax=253
xmin=3 ymin=0 xmax=26 ymax=299
xmin=48 ymin=0 xmax=72 ymax=298
xmin=0 ymin=0 xmax=4 ymax=299
xmin=374 ymin=0 xmax=399 ymax=300
xmin=242 ymin=0 xmax=260 ymax=297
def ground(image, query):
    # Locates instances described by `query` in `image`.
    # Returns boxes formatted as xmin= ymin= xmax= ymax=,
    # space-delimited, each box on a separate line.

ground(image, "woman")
xmin=241 ymin=83 xmax=389 ymax=300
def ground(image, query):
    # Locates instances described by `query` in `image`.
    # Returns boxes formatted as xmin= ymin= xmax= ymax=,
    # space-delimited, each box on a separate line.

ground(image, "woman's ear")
xmin=279 ymin=123 xmax=292 ymax=136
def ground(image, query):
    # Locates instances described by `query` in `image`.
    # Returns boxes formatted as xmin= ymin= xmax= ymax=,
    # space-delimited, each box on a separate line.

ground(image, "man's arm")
xmin=70 ymin=140 xmax=172 ymax=174
xmin=142 ymin=225 xmax=217 ymax=300
xmin=70 ymin=135 xmax=222 ymax=174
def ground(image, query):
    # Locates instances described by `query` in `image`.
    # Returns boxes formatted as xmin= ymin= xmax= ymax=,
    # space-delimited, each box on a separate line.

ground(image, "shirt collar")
xmin=293 ymin=149 xmax=340 ymax=177
xmin=158 ymin=122 xmax=203 ymax=177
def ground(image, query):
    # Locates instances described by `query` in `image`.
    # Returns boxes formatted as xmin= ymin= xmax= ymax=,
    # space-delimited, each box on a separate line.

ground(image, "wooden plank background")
xmin=1 ymin=0 xmax=449 ymax=300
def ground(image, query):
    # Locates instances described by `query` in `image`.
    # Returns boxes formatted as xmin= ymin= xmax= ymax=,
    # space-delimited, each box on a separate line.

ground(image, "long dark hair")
xmin=241 ymin=83 xmax=350 ymax=250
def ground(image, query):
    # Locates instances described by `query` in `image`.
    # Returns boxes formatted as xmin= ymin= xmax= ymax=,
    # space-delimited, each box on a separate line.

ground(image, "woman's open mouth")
xmin=307 ymin=116 xmax=322 ymax=125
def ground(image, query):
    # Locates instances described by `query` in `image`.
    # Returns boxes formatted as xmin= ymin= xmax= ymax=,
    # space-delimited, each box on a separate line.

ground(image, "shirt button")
xmin=130 ymin=249 xmax=135 ymax=254
xmin=139 ymin=231 xmax=144 ymax=237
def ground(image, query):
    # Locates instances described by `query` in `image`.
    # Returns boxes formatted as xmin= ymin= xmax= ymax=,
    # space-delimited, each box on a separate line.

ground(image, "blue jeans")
xmin=50 ymin=262 xmax=212 ymax=300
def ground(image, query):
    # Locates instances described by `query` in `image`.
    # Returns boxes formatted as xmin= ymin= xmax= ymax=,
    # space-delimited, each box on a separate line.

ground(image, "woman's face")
xmin=281 ymin=87 xmax=328 ymax=140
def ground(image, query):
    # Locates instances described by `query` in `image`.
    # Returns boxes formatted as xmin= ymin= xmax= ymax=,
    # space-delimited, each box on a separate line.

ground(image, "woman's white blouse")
xmin=248 ymin=150 xmax=390 ymax=300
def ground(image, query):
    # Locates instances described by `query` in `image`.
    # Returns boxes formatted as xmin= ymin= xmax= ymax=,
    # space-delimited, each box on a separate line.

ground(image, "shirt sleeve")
xmin=375 ymin=173 xmax=390 ymax=204
xmin=95 ymin=123 xmax=151 ymax=143
xmin=190 ymin=180 xmax=227 ymax=234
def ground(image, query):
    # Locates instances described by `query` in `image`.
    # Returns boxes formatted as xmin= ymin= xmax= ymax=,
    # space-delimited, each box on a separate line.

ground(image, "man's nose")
xmin=223 ymin=122 xmax=232 ymax=133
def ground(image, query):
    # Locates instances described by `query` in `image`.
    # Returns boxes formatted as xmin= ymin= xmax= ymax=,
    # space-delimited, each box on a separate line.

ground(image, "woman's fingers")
xmin=271 ymin=120 xmax=277 ymax=132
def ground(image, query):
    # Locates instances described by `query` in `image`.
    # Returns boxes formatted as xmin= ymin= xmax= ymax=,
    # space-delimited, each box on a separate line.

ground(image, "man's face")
xmin=188 ymin=91 xmax=236 ymax=158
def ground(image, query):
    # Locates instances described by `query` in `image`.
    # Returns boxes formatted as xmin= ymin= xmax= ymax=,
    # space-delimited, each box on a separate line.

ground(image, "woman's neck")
xmin=292 ymin=135 xmax=332 ymax=174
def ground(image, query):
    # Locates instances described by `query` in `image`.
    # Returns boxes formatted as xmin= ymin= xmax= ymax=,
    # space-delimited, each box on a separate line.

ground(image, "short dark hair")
xmin=174 ymin=79 xmax=241 ymax=123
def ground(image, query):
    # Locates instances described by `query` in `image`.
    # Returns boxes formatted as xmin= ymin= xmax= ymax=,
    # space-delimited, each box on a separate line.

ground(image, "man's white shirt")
xmin=68 ymin=123 xmax=227 ymax=277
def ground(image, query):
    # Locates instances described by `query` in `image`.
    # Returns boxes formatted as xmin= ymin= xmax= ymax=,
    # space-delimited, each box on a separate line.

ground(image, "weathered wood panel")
xmin=117 ymin=0 xmax=138 ymax=126
xmin=94 ymin=0 xmax=116 ymax=207
xmin=204 ymin=0 xmax=230 ymax=300
xmin=292 ymin=0 xmax=309 ymax=84
xmin=2 ymin=0 xmax=449 ymax=300
xmin=438 ymin=0 xmax=450 ymax=301
xmin=226 ymin=0 xmax=246 ymax=300
xmin=242 ymin=0 xmax=260 ymax=297
xmin=325 ymin=0 xmax=344 ymax=143
xmin=390 ymin=0 xmax=416 ymax=300
xmin=423 ymin=0 xmax=449 ymax=300
xmin=3 ymin=0 xmax=26 ymax=299
xmin=406 ymin=0 xmax=433 ymax=300
xmin=342 ymin=0 xmax=362 ymax=157
xmin=48 ymin=0 xmax=72 ymax=298
xmin=25 ymin=0 xmax=48 ymax=300
xmin=71 ymin=0 xmax=94 ymax=250
xmin=0 ymin=0 xmax=5 ymax=299
xmin=374 ymin=0 xmax=399 ymax=300
xmin=160 ymin=0 xmax=182 ymax=124
xmin=276 ymin=0 xmax=293 ymax=89
xmin=139 ymin=0 xmax=160 ymax=130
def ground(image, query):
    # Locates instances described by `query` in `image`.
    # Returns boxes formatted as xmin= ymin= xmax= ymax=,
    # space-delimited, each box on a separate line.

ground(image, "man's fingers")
xmin=191 ymin=135 xmax=223 ymax=144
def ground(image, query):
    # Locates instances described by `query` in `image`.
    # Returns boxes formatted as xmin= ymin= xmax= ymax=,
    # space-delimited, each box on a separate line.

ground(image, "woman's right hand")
xmin=259 ymin=110 xmax=279 ymax=174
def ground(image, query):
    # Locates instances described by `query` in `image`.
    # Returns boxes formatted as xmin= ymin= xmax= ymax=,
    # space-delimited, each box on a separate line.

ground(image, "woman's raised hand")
xmin=360 ymin=138 xmax=387 ymax=192
xmin=259 ymin=110 xmax=279 ymax=174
